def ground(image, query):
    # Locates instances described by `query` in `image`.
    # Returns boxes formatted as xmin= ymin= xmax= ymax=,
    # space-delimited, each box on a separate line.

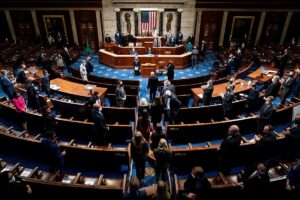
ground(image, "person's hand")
xmin=220 ymin=93 xmax=224 ymax=98
xmin=186 ymin=193 xmax=196 ymax=199
xmin=61 ymin=150 xmax=66 ymax=156
xmin=286 ymin=184 xmax=292 ymax=191
xmin=26 ymin=185 xmax=32 ymax=194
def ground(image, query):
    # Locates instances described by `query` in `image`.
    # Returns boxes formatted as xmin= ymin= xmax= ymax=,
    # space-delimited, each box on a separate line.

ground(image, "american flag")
xmin=141 ymin=11 xmax=157 ymax=34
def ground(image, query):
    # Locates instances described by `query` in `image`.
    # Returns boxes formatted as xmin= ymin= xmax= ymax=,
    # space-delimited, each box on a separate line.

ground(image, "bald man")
xmin=218 ymin=125 xmax=242 ymax=175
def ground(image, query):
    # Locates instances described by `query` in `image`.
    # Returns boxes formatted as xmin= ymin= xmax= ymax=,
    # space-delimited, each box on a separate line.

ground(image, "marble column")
xmin=4 ymin=10 xmax=16 ymax=43
xmin=219 ymin=11 xmax=228 ymax=47
xmin=280 ymin=12 xmax=293 ymax=45
xmin=31 ymin=10 xmax=40 ymax=35
xmin=194 ymin=10 xmax=202 ymax=45
xmin=96 ymin=10 xmax=103 ymax=43
xmin=69 ymin=10 xmax=78 ymax=45
xmin=255 ymin=12 xmax=266 ymax=45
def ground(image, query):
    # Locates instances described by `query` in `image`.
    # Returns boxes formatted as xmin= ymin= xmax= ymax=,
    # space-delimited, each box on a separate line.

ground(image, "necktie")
xmin=156 ymin=39 xmax=158 ymax=47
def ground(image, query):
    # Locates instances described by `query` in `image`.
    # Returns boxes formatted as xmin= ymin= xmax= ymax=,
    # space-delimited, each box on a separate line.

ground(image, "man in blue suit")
xmin=0 ymin=70 xmax=14 ymax=100
xmin=115 ymin=30 xmax=122 ymax=46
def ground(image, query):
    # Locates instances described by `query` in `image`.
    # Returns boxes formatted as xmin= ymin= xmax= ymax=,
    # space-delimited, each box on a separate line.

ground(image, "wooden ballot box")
xmin=141 ymin=63 xmax=156 ymax=77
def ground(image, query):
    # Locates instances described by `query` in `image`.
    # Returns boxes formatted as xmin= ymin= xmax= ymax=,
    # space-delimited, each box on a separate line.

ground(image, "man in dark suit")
xmin=92 ymin=104 xmax=109 ymax=146
xmin=114 ymin=30 xmax=122 ymax=46
xmin=246 ymin=81 xmax=259 ymax=113
xmin=41 ymin=133 xmax=66 ymax=173
xmin=26 ymin=77 xmax=39 ymax=110
xmin=222 ymin=85 xmax=234 ymax=119
xmin=283 ymin=113 xmax=300 ymax=160
xmin=16 ymin=64 xmax=27 ymax=84
xmin=85 ymin=56 xmax=94 ymax=74
xmin=147 ymin=72 xmax=159 ymax=103
xmin=176 ymin=31 xmax=183 ymax=45
xmin=41 ymin=70 xmax=50 ymax=96
xmin=281 ymin=71 xmax=294 ymax=105
xmin=84 ymin=91 xmax=101 ymax=120
xmin=104 ymin=34 xmax=112 ymax=43
xmin=167 ymin=60 xmax=175 ymax=81
xmin=264 ymin=75 xmax=280 ymax=98
xmin=61 ymin=47 xmax=71 ymax=73
xmin=199 ymin=40 xmax=207 ymax=58
xmin=202 ymin=79 xmax=214 ymax=106
xmin=187 ymin=35 xmax=195 ymax=45
xmin=168 ymin=34 xmax=176 ymax=47
xmin=0 ymin=70 xmax=14 ymax=100
xmin=257 ymin=96 xmax=275 ymax=134
xmin=252 ymin=124 xmax=276 ymax=163
xmin=162 ymin=80 xmax=176 ymax=96
xmin=218 ymin=125 xmax=242 ymax=175
xmin=165 ymin=90 xmax=181 ymax=124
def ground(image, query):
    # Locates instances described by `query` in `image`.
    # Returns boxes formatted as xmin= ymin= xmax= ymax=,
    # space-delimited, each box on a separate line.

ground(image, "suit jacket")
xmin=61 ymin=51 xmax=71 ymax=66
xmin=253 ymin=134 xmax=276 ymax=162
xmin=176 ymin=33 xmax=183 ymax=44
xmin=167 ymin=62 xmax=175 ymax=78
xmin=105 ymin=36 xmax=111 ymax=43
xmin=247 ymin=87 xmax=259 ymax=102
xmin=220 ymin=134 xmax=242 ymax=158
xmin=168 ymin=37 xmax=176 ymax=47
xmin=153 ymin=37 xmax=161 ymax=47
xmin=0 ymin=75 xmax=14 ymax=97
xmin=85 ymin=61 xmax=94 ymax=73
xmin=147 ymin=76 xmax=159 ymax=90
xmin=265 ymin=81 xmax=280 ymax=97
xmin=168 ymin=94 xmax=181 ymax=111
xmin=41 ymin=75 xmax=50 ymax=91
xmin=16 ymin=69 xmax=27 ymax=84
xmin=259 ymin=103 xmax=275 ymax=122
xmin=92 ymin=110 xmax=108 ymax=141
xmin=115 ymin=32 xmax=122 ymax=44
xmin=184 ymin=174 xmax=212 ymax=200
xmin=283 ymin=77 xmax=294 ymax=96
xmin=222 ymin=92 xmax=234 ymax=111
xmin=203 ymin=85 xmax=213 ymax=105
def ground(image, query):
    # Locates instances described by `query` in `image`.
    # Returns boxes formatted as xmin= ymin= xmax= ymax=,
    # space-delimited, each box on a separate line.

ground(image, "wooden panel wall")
xmin=199 ymin=11 xmax=223 ymax=50
xmin=223 ymin=11 xmax=261 ymax=48
xmin=74 ymin=10 xmax=99 ymax=50
xmin=9 ymin=10 xmax=34 ymax=42
xmin=285 ymin=12 xmax=300 ymax=44
xmin=260 ymin=12 xmax=287 ymax=44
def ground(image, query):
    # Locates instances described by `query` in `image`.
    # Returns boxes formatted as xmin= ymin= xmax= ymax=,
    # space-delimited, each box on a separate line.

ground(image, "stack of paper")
xmin=84 ymin=178 xmax=96 ymax=185
xmin=20 ymin=168 xmax=32 ymax=177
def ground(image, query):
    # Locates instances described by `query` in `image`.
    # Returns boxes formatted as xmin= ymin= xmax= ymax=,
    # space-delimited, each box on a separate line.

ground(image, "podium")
xmin=141 ymin=63 xmax=156 ymax=77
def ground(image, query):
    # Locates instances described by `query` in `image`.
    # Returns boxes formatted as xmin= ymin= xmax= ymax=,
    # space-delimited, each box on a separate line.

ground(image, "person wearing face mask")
xmin=183 ymin=166 xmax=211 ymax=200
xmin=0 ymin=171 xmax=32 ymax=200
xmin=91 ymin=103 xmax=109 ymax=146
xmin=257 ymin=96 xmax=275 ymax=134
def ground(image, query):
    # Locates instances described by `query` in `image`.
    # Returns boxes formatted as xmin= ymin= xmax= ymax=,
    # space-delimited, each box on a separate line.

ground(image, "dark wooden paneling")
xmin=0 ymin=11 xmax=11 ymax=41
xmin=0 ymin=0 xmax=102 ymax=8
xmin=285 ymin=12 xmax=300 ymax=44
xmin=199 ymin=11 xmax=223 ymax=50
xmin=196 ymin=0 xmax=300 ymax=9
xmin=260 ymin=12 xmax=287 ymax=45
xmin=74 ymin=10 xmax=99 ymax=50
xmin=9 ymin=10 xmax=35 ymax=42
xmin=36 ymin=10 xmax=73 ymax=46
xmin=224 ymin=11 xmax=261 ymax=48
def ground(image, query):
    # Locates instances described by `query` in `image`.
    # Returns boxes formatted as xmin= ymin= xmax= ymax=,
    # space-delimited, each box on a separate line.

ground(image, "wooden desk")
xmin=247 ymin=67 xmax=277 ymax=83
xmin=113 ymin=45 xmax=184 ymax=55
xmin=50 ymin=78 xmax=107 ymax=99
xmin=99 ymin=49 xmax=191 ymax=69
xmin=191 ymin=79 xmax=251 ymax=106
xmin=141 ymin=63 xmax=156 ymax=78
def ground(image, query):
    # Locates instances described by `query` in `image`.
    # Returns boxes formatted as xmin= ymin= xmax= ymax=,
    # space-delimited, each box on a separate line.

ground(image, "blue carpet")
xmin=72 ymin=51 xmax=216 ymax=101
